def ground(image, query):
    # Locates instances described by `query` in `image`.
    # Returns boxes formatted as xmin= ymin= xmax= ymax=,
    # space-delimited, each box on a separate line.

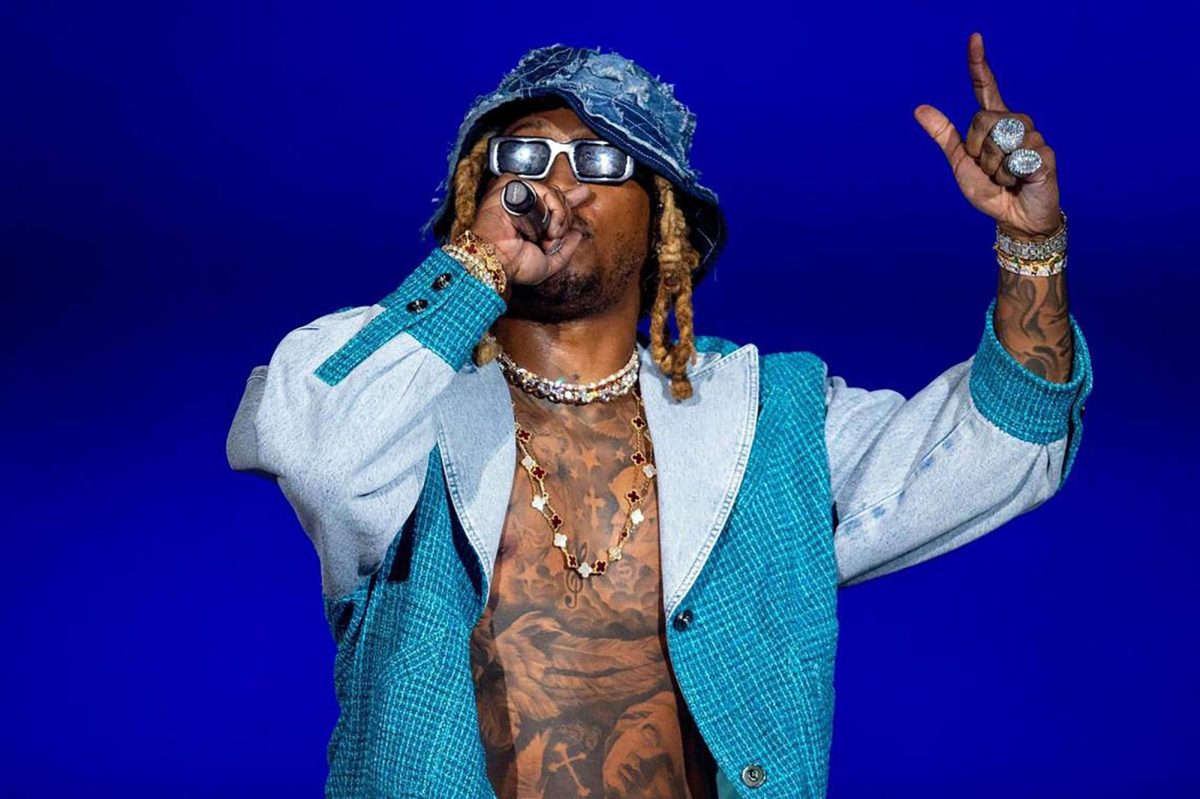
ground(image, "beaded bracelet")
xmin=441 ymin=229 xmax=508 ymax=297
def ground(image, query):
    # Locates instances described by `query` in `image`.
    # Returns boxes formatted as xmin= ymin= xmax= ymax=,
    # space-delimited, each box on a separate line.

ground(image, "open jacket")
xmin=227 ymin=247 xmax=1094 ymax=798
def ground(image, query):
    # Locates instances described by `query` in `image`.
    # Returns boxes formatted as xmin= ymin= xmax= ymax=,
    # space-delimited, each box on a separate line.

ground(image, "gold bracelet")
xmin=993 ymin=245 xmax=1067 ymax=277
xmin=442 ymin=234 xmax=506 ymax=295
xmin=441 ymin=229 xmax=508 ymax=297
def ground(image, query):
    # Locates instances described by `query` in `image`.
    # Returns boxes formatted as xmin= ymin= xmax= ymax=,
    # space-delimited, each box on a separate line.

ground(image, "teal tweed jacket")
xmin=227 ymin=248 xmax=1094 ymax=798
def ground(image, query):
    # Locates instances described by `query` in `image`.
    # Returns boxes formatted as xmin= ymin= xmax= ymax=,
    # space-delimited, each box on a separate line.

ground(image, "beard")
xmin=505 ymin=239 xmax=645 ymax=324
xmin=504 ymin=258 xmax=607 ymax=323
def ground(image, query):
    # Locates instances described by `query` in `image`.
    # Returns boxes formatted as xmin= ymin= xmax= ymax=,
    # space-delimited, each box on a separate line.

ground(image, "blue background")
xmin=5 ymin=1 xmax=1196 ymax=796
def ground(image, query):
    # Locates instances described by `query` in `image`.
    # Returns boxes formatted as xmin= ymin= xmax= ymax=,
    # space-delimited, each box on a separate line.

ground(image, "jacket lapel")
xmin=639 ymin=341 xmax=759 ymax=618
xmin=435 ymin=340 xmax=760 ymax=619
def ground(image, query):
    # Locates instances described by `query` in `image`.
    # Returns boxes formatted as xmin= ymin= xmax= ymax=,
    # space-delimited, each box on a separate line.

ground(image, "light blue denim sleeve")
xmin=225 ymin=248 xmax=506 ymax=600
xmin=829 ymin=298 xmax=1093 ymax=587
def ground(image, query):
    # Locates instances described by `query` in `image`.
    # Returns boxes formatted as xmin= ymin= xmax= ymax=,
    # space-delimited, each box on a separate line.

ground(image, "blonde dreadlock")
xmin=449 ymin=134 xmax=492 ymax=242
xmin=446 ymin=135 xmax=704 ymax=402
xmin=646 ymin=173 xmax=702 ymax=401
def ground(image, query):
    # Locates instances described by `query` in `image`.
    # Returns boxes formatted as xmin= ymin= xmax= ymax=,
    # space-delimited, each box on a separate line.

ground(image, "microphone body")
xmin=500 ymin=179 xmax=551 ymax=241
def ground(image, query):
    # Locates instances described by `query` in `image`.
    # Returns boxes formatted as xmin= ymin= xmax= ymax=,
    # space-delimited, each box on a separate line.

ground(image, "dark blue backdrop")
xmin=5 ymin=1 xmax=1195 ymax=796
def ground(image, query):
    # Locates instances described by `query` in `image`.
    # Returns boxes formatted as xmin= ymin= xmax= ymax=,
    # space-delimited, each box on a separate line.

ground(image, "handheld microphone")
xmin=500 ymin=179 xmax=551 ymax=241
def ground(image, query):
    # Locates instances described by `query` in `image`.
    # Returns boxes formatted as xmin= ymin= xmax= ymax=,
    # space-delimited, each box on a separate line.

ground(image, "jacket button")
xmin=432 ymin=272 xmax=453 ymax=290
xmin=672 ymin=608 xmax=694 ymax=631
xmin=406 ymin=298 xmax=428 ymax=313
xmin=741 ymin=763 xmax=766 ymax=788
xmin=1080 ymin=404 xmax=1087 ymax=418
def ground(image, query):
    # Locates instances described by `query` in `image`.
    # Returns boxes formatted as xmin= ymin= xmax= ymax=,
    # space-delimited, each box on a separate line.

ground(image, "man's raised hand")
xmin=913 ymin=31 xmax=1062 ymax=239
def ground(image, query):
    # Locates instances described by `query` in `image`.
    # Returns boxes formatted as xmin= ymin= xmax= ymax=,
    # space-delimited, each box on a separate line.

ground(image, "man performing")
xmin=227 ymin=34 xmax=1093 ymax=799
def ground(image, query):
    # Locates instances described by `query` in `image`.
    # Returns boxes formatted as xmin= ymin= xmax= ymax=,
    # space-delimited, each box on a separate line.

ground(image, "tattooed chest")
xmin=467 ymin=406 xmax=712 ymax=797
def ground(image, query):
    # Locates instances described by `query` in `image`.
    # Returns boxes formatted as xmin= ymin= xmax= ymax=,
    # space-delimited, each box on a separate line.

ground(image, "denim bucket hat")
xmin=420 ymin=44 xmax=727 ymax=286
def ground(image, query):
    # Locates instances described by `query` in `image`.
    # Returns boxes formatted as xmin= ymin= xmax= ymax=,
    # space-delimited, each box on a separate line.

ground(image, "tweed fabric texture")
xmin=316 ymin=335 xmax=839 ymax=798
xmin=315 ymin=249 xmax=505 ymax=385
xmin=232 ymin=247 xmax=1094 ymax=797
xmin=667 ymin=345 xmax=840 ymax=797
xmin=323 ymin=449 xmax=495 ymax=798
xmin=969 ymin=297 xmax=1093 ymax=486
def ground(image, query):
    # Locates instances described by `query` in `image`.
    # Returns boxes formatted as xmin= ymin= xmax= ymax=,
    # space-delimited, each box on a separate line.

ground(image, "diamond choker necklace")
xmin=495 ymin=344 xmax=640 ymax=405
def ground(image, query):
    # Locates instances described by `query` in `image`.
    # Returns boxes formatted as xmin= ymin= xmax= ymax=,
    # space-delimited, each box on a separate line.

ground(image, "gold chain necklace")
xmin=511 ymin=384 xmax=657 ymax=578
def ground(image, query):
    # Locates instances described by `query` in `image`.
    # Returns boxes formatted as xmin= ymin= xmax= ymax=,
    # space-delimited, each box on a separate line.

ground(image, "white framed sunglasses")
xmin=487 ymin=135 xmax=637 ymax=183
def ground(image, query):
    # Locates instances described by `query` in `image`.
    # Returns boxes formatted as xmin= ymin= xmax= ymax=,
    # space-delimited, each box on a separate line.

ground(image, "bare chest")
xmin=468 ymin=410 xmax=716 ymax=798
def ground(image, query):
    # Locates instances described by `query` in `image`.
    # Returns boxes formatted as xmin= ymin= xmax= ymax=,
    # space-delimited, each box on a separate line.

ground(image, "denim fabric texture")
xmin=421 ymin=44 xmax=728 ymax=285
xmin=319 ymin=344 xmax=838 ymax=799
xmin=228 ymin=246 xmax=1094 ymax=797
xmin=969 ymin=297 xmax=1093 ymax=485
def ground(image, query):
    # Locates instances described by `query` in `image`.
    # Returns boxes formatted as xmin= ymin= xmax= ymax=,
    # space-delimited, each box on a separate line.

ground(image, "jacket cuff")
xmin=314 ymin=248 xmax=506 ymax=385
xmin=968 ymin=296 xmax=1094 ymax=485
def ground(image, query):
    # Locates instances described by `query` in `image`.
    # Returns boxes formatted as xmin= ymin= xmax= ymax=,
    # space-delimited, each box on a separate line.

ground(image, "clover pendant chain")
xmin=513 ymin=384 xmax=657 ymax=579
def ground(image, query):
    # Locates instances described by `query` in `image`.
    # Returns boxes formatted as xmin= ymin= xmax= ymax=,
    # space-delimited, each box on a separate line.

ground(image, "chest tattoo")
xmin=469 ymin=387 xmax=716 ymax=799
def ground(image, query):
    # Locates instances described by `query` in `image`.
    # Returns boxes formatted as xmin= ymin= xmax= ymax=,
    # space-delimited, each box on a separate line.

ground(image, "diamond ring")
xmin=1004 ymin=148 xmax=1043 ymax=179
xmin=990 ymin=117 xmax=1026 ymax=154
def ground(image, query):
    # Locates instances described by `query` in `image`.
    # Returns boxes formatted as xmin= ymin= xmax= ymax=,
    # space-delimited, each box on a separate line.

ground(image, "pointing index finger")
xmin=968 ymin=31 xmax=1008 ymax=112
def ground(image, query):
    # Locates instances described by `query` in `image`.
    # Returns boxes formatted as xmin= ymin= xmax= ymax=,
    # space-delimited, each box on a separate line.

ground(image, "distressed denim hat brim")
xmin=420 ymin=44 xmax=727 ymax=287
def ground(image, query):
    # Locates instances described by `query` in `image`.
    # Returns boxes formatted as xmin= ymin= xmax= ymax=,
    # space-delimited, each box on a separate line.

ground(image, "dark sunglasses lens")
xmin=574 ymin=143 xmax=630 ymax=179
xmin=496 ymin=139 xmax=551 ymax=175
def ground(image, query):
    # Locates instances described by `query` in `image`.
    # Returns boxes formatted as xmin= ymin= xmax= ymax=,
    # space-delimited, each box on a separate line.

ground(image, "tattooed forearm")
xmin=994 ymin=268 xmax=1074 ymax=383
